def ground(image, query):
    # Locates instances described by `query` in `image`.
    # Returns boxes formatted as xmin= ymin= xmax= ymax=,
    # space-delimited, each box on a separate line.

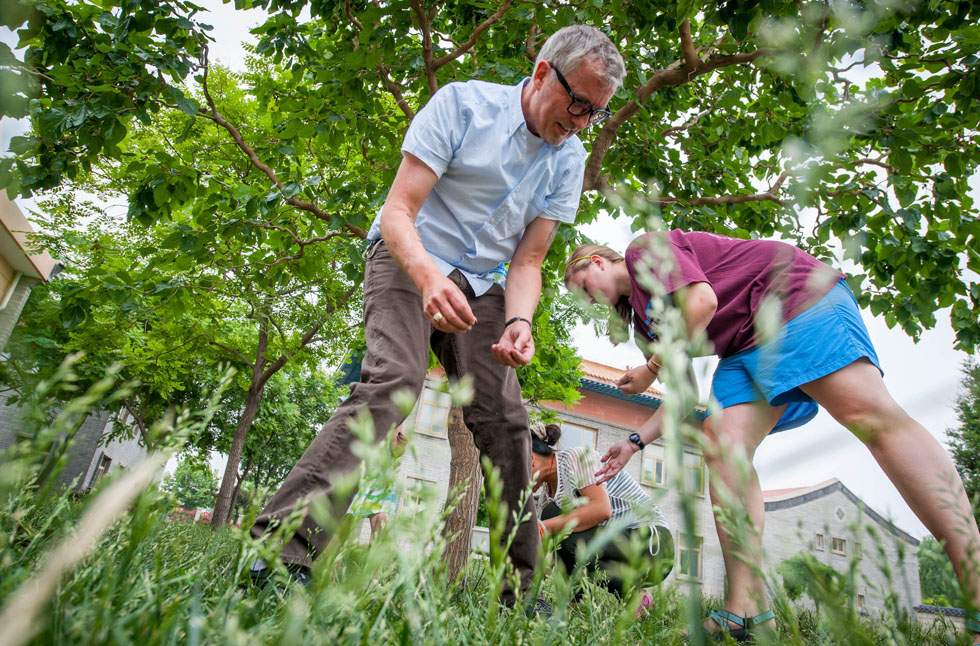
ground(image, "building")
xmin=0 ymin=192 xmax=148 ymax=490
xmin=0 ymin=191 xmax=58 ymax=350
xmin=762 ymin=479 xmax=921 ymax=614
xmin=383 ymin=359 xmax=921 ymax=612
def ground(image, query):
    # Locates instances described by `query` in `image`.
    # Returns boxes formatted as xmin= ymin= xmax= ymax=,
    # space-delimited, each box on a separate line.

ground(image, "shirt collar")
xmin=508 ymin=78 xmax=531 ymax=135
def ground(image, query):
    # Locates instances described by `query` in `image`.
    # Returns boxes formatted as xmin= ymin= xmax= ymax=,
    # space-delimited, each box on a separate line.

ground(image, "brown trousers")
xmin=251 ymin=241 xmax=538 ymax=600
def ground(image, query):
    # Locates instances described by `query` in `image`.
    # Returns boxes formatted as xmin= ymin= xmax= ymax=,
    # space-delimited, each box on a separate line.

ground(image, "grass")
xmin=0 ymin=365 xmax=970 ymax=645
xmin=0 ymin=478 xmax=968 ymax=645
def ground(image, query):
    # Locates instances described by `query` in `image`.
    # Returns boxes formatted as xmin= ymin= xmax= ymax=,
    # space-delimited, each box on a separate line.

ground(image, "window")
xmin=684 ymin=451 xmax=706 ymax=497
xmin=678 ymin=535 xmax=703 ymax=580
xmin=413 ymin=386 xmax=451 ymax=438
xmin=856 ymin=594 xmax=865 ymax=610
xmin=832 ymin=537 xmax=847 ymax=555
xmin=558 ymin=422 xmax=597 ymax=451
xmin=814 ymin=533 xmax=825 ymax=551
xmin=92 ymin=453 xmax=112 ymax=483
xmin=641 ymin=448 xmax=666 ymax=488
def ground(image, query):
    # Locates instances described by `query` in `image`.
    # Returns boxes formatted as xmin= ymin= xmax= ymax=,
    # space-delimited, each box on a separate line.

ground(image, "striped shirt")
xmin=538 ymin=446 xmax=669 ymax=530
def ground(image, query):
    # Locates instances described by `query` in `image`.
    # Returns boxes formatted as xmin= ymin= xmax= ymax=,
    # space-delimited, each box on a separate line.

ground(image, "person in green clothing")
xmin=347 ymin=427 xmax=406 ymax=540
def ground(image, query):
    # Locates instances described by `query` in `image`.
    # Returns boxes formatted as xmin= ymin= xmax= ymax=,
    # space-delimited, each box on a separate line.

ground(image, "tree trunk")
xmin=121 ymin=398 xmax=151 ymax=449
xmin=211 ymin=384 xmax=263 ymax=527
xmin=228 ymin=459 xmax=252 ymax=519
xmin=208 ymin=313 xmax=327 ymax=528
xmin=441 ymin=406 xmax=483 ymax=583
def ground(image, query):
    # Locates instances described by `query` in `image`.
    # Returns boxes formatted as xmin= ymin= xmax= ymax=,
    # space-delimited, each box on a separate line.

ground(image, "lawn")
xmin=0 ymin=480 xmax=965 ymax=646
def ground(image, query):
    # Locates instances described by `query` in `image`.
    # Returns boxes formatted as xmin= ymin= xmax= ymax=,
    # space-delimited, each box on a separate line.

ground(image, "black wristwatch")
xmin=628 ymin=432 xmax=645 ymax=451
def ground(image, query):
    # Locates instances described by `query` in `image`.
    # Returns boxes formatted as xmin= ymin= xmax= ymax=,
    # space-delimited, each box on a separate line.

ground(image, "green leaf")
xmin=677 ymin=0 xmax=700 ymax=21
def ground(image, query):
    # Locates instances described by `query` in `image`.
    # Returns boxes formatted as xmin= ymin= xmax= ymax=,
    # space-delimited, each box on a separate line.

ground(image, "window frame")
xmin=641 ymin=446 xmax=667 ymax=488
xmin=831 ymin=536 xmax=847 ymax=555
xmin=683 ymin=450 xmax=707 ymax=498
xmin=93 ymin=452 xmax=112 ymax=484
xmin=814 ymin=533 xmax=825 ymax=551
xmin=412 ymin=385 xmax=452 ymax=439
xmin=557 ymin=420 xmax=598 ymax=451
xmin=677 ymin=534 xmax=704 ymax=581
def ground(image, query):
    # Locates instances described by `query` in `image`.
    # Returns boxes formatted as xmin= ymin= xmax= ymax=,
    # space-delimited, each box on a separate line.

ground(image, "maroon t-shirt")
xmin=625 ymin=230 xmax=843 ymax=357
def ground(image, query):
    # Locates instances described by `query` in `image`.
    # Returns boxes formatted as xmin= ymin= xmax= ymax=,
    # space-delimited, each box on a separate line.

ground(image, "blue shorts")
xmin=709 ymin=279 xmax=882 ymax=433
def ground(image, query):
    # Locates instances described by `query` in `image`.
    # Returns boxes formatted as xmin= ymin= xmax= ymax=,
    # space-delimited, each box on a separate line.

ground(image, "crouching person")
xmin=531 ymin=423 xmax=673 ymax=615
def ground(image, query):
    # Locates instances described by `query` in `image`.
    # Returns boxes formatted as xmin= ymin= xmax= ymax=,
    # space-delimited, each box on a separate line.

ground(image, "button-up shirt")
xmin=367 ymin=78 xmax=587 ymax=296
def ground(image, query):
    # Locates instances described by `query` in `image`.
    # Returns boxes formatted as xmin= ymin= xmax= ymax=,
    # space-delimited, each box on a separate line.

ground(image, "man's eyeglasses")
xmin=551 ymin=65 xmax=612 ymax=127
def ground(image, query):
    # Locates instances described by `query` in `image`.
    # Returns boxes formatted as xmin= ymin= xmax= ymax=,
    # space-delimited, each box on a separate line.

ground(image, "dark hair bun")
xmin=544 ymin=423 xmax=562 ymax=446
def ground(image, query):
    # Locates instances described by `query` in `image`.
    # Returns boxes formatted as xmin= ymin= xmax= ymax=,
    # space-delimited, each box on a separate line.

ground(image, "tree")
xmin=778 ymin=551 xmax=853 ymax=611
xmin=162 ymin=453 xmax=217 ymax=510
xmin=3 ymin=1 xmax=978 ymax=546
xmin=2 ymin=1 xmax=977 ymax=351
xmin=441 ymin=406 xmax=482 ymax=582
xmin=947 ymin=361 xmax=980 ymax=518
xmin=917 ymin=536 xmax=961 ymax=607
xmin=3 ymin=52 xmax=365 ymax=524
xmin=200 ymin=363 xmax=345 ymax=520
xmin=0 ymin=194 xmax=223 ymax=449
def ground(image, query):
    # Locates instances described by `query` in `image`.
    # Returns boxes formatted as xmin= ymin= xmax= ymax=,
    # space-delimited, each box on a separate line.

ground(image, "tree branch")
xmin=212 ymin=340 xmax=254 ymax=367
xmin=410 ymin=0 xmax=439 ymax=94
xmin=343 ymin=0 xmax=363 ymax=30
xmin=583 ymin=27 xmax=770 ymax=191
xmin=343 ymin=0 xmax=363 ymax=50
xmin=248 ymin=219 xmax=347 ymax=265
xmin=679 ymin=20 xmax=700 ymax=74
xmin=120 ymin=398 xmax=151 ymax=449
xmin=198 ymin=47 xmax=366 ymax=238
xmin=431 ymin=0 xmax=513 ymax=69
xmin=655 ymin=172 xmax=788 ymax=207
xmin=378 ymin=64 xmax=416 ymax=120
xmin=659 ymin=110 xmax=708 ymax=138
xmin=257 ymin=284 xmax=357 ymax=387
xmin=853 ymin=157 xmax=895 ymax=174
xmin=525 ymin=22 xmax=539 ymax=62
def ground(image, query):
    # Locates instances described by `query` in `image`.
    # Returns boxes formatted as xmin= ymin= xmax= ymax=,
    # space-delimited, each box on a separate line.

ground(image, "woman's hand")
xmin=595 ymin=440 xmax=639 ymax=484
xmin=616 ymin=363 xmax=658 ymax=395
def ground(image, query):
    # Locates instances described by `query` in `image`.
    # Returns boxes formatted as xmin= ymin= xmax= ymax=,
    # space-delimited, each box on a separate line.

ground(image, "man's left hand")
xmin=491 ymin=321 xmax=534 ymax=367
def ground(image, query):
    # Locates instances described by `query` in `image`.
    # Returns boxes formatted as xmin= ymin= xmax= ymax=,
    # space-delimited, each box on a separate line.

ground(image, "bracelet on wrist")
xmin=505 ymin=316 xmax=533 ymax=331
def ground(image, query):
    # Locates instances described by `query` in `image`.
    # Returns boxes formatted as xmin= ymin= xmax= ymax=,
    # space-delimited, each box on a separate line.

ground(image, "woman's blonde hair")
xmin=564 ymin=243 xmax=633 ymax=337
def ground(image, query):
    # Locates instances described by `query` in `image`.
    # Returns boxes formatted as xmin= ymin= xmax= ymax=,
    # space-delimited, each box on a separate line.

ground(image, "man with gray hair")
xmin=250 ymin=24 xmax=624 ymax=611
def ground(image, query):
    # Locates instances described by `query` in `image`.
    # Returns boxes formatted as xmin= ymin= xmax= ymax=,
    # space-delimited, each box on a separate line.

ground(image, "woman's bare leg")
xmin=702 ymin=402 xmax=785 ymax=630
xmin=801 ymin=360 xmax=980 ymax=641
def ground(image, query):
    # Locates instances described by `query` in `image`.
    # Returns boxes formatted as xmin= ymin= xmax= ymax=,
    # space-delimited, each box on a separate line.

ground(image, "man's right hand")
xmin=421 ymin=273 xmax=477 ymax=333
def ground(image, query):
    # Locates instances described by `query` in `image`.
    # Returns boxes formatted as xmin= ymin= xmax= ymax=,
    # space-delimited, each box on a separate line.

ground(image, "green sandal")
xmin=706 ymin=608 xmax=776 ymax=643
xmin=966 ymin=610 xmax=980 ymax=642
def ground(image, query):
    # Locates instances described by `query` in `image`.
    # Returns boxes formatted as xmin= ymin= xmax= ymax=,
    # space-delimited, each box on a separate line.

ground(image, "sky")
xmin=2 ymin=2 xmax=976 ymax=538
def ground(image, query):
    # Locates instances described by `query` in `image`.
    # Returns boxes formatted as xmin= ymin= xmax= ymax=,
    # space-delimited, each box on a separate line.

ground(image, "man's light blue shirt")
xmin=367 ymin=78 xmax=587 ymax=296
